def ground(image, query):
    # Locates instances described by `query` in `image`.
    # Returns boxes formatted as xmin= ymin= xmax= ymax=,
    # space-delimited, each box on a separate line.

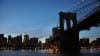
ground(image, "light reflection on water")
xmin=0 ymin=49 xmax=100 ymax=56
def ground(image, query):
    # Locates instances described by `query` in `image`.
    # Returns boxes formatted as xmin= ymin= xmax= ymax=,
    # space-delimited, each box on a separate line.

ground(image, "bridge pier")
xmin=59 ymin=28 xmax=80 ymax=53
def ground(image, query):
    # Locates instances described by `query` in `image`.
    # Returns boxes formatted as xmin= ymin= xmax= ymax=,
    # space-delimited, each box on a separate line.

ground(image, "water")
xmin=0 ymin=50 xmax=58 ymax=56
xmin=0 ymin=49 xmax=100 ymax=56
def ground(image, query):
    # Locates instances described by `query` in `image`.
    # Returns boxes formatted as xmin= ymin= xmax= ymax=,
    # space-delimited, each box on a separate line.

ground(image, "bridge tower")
xmin=59 ymin=12 xmax=80 ymax=53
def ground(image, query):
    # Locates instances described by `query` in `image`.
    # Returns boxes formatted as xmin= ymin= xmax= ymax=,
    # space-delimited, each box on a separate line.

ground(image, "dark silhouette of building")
xmin=38 ymin=40 xmax=42 ymax=49
xmin=8 ymin=35 xmax=13 ymax=49
xmin=95 ymin=38 xmax=100 ymax=48
xmin=52 ymin=27 xmax=60 ymax=50
xmin=14 ymin=35 xmax=22 ymax=49
xmin=80 ymin=38 xmax=90 ymax=48
xmin=30 ymin=37 xmax=38 ymax=50
xmin=23 ymin=33 xmax=30 ymax=49
xmin=45 ymin=37 xmax=52 ymax=49
xmin=8 ymin=35 xmax=22 ymax=50
xmin=0 ymin=34 xmax=4 ymax=37
xmin=52 ymin=27 xmax=60 ymax=39
xmin=0 ymin=34 xmax=7 ymax=49
xmin=0 ymin=34 xmax=41 ymax=50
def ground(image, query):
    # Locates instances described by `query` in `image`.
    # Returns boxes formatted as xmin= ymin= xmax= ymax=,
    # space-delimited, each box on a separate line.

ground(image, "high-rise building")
xmin=8 ymin=35 xmax=12 ymax=48
xmin=0 ymin=34 xmax=4 ymax=38
xmin=23 ymin=33 xmax=29 ymax=43
xmin=15 ymin=35 xmax=22 ymax=49
xmin=52 ymin=27 xmax=60 ymax=50
xmin=0 ymin=34 xmax=7 ymax=49
xmin=8 ymin=35 xmax=22 ymax=50
xmin=30 ymin=37 xmax=38 ymax=49
xmin=52 ymin=27 xmax=60 ymax=39
xmin=23 ymin=33 xmax=29 ymax=49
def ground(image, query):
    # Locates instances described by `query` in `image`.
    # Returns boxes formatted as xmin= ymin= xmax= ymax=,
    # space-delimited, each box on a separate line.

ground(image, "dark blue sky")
xmin=0 ymin=0 xmax=100 ymax=42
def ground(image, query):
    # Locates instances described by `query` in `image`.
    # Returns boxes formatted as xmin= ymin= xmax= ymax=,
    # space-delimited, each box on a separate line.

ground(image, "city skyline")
xmin=0 ymin=0 xmax=100 ymax=42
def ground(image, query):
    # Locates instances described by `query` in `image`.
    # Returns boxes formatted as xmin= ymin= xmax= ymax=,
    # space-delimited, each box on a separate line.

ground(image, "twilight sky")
xmin=0 ymin=0 xmax=100 ymax=42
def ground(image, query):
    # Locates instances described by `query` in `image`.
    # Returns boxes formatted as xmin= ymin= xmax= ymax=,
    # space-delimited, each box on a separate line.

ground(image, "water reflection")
xmin=0 ymin=49 xmax=100 ymax=56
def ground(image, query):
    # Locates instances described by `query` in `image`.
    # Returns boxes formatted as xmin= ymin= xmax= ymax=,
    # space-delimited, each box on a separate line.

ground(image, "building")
xmin=52 ymin=27 xmax=60 ymax=50
xmin=0 ymin=34 xmax=7 ymax=49
xmin=14 ymin=35 xmax=22 ymax=49
xmin=8 ymin=35 xmax=13 ymax=49
xmin=23 ymin=34 xmax=29 ymax=43
xmin=23 ymin=33 xmax=29 ymax=49
xmin=8 ymin=35 xmax=22 ymax=50
xmin=30 ymin=37 xmax=38 ymax=49
xmin=0 ymin=34 xmax=4 ymax=38
xmin=45 ymin=38 xmax=51 ymax=49
xmin=38 ymin=40 xmax=42 ymax=49
xmin=52 ymin=27 xmax=60 ymax=39
xmin=95 ymin=38 xmax=100 ymax=48
xmin=80 ymin=38 xmax=90 ymax=48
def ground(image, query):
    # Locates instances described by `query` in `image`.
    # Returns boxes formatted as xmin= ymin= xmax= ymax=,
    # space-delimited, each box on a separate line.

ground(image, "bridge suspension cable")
xmin=78 ymin=2 xmax=100 ymax=23
xmin=62 ymin=0 xmax=100 ymax=23
xmin=71 ymin=0 xmax=100 ymax=12
xmin=63 ymin=0 xmax=100 ymax=15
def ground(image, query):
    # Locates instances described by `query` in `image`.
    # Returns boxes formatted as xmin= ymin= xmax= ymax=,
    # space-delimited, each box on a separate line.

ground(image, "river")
xmin=0 ymin=48 xmax=100 ymax=56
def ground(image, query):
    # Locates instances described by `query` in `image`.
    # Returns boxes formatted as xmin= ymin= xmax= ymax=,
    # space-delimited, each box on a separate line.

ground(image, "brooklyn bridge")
xmin=49 ymin=0 xmax=100 ymax=54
